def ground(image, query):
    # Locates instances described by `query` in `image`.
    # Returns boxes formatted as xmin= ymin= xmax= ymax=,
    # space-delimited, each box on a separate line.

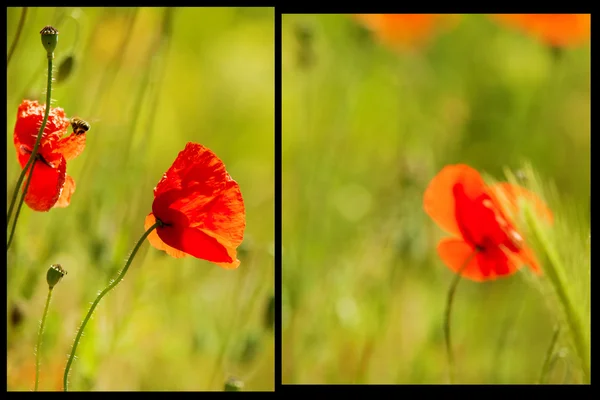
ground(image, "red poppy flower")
xmin=144 ymin=142 xmax=246 ymax=269
xmin=423 ymin=164 xmax=553 ymax=282
xmin=353 ymin=14 xmax=459 ymax=50
xmin=13 ymin=100 xmax=87 ymax=212
xmin=492 ymin=14 xmax=590 ymax=48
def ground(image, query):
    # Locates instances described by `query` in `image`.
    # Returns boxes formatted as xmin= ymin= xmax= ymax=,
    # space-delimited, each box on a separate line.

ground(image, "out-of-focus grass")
xmin=282 ymin=14 xmax=589 ymax=384
xmin=7 ymin=7 xmax=274 ymax=391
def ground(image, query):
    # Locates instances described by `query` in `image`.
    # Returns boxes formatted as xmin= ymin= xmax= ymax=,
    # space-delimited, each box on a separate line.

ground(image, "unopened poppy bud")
xmin=46 ymin=263 xmax=67 ymax=289
xmin=224 ymin=376 xmax=244 ymax=391
xmin=56 ymin=54 xmax=75 ymax=83
xmin=40 ymin=25 xmax=59 ymax=55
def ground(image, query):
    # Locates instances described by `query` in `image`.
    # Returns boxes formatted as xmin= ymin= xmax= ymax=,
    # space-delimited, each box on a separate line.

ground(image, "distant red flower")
xmin=492 ymin=14 xmax=590 ymax=47
xmin=13 ymin=100 xmax=87 ymax=212
xmin=144 ymin=142 xmax=246 ymax=269
xmin=353 ymin=14 xmax=459 ymax=50
xmin=423 ymin=164 xmax=553 ymax=282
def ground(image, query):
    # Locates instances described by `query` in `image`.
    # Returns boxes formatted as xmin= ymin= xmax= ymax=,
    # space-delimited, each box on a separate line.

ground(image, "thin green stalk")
xmin=63 ymin=222 xmax=161 ymax=391
xmin=526 ymin=212 xmax=589 ymax=383
xmin=538 ymin=325 xmax=560 ymax=384
xmin=444 ymin=250 xmax=478 ymax=384
xmin=7 ymin=162 xmax=35 ymax=250
xmin=7 ymin=7 xmax=28 ymax=67
xmin=7 ymin=53 xmax=54 ymax=244
xmin=34 ymin=288 xmax=53 ymax=391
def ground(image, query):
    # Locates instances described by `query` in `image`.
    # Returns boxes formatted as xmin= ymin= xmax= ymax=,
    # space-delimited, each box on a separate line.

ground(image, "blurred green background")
xmin=282 ymin=14 xmax=590 ymax=384
xmin=7 ymin=7 xmax=273 ymax=391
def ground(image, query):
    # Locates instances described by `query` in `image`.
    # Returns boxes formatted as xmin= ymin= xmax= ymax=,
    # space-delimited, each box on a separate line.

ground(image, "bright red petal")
xmin=424 ymin=164 xmax=486 ymax=238
xmin=54 ymin=175 xmax=76 ymax=208
xmin=154 ymin=142 xmax=231 ymax=199
xmin=151 ymin=142 xmax=246 ymax=266
xmin=21 ymin=157 xmax=67 ymax=212
xmin=437 ymin=238 xmax=519 ymax=282
xmin=13 ymin=100 xmax=69 ymax=151
xmin=156 ymin=221 xmax=235 ymax=265
xmin=144 ymin=213 xmax=188 ymax=258
xmin=54 ymin=132 xmax=86 ymax=161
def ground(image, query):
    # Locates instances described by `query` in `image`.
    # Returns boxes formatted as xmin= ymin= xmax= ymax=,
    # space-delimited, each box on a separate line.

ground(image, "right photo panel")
xmin=282 ymin=14 xmax=590 ymax=384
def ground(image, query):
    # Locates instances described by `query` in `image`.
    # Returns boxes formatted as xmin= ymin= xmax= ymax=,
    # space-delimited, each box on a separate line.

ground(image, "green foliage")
xmin=282 ymin=14 xmax=589 ymax=384
xmin=7 ymin=7 xmax=273 ymax=391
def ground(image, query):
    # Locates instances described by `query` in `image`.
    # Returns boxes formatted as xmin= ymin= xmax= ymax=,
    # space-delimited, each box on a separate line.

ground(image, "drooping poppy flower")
xmin=423 ymin=164 xmax=553 ymax=282
xmin=353 ymin=14 xmax=460 ymax=51
xmin=144 ymin=142 xmax=246 ymax=269
xmin=13 ymin=100 xmax=87 ymax=212
xmin=492 ymin=14 xmax=590 ymax=48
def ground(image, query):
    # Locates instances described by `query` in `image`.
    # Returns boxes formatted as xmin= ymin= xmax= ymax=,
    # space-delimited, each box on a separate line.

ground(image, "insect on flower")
xmin=423 ymin=164 xmax=553 ymax=282
xmin=145 ymin=142 xmax=246 ymax=268
xmin=13 ymin=100 xmax=89 ymax=211
xmin=69 ymin=117 xmax=90 ymax=135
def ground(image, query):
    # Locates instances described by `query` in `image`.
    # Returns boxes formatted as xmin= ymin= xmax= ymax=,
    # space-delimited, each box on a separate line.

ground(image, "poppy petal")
xmin=424 ymin=164 xmax=486 ymax=238
xmin=166 ymin=180 xmax=246 ymax=248
xmin=354 ymin=14 xmax=458 ymax=49
xmin=488 ymin=182 xmax=554 ymax=225
xmin=154 ymin=142 xmax=231 ymax=199
xmin=436 ymin=238 xmax=484 ymax=281
xmin=54 ymin=175 xmax=76 ymax=208
xmin=477 ymin=246 xmax=519 ymax=279
xmin=144 ymin=213 xmax=188 ymax=258
xmin=21 ymin=157 xmax=67 ymax=212
xmin=156 ymin=222 xmax=236 ymax=267
xmin=492 ymin=14 xmax=590 ymax=47
xmin=54 ymin=132 xmax=86 ymax=161
xmin=13 ymin=100 xmax=69 ymax=151
xmin=437 ymin=238 xmax=519 ymax=281
xmin=506 ymin=245 xmax=542 ymax=275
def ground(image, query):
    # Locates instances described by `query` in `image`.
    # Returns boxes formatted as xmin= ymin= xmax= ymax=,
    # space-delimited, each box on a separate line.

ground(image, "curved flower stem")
xmin=7 ymin=7 xmax=28 ymax=67
xmin=34 ymin=287 xmax=53 ymax=391
xmin=7 ymin=162 xmax=35 ymax=250
xmin=63 ymin=221 xmax=161 ymax=391
xmin=7 ymin=52 xmax=54 ymax=247
xmin=444 ymin=250 xmax=478 ymax=384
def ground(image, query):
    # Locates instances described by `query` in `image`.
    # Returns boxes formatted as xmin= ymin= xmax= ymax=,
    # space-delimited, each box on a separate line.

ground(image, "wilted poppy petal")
xmin=488 ymin=182 xmax=554 ymax=225
xmin=54 ymin=133 xmax=86 ymax=161
xmin=436 ymin=238 xmax=484 ymax=281
xmin=156 ymin=223 xmax=235 ymax=265
xmin=22 ymin=157 xmax=67 ymax=212
xmin=13 ymin=100 xmax=69 ymax=150
xmin=144 ymin=213 xmax=188 ymax=258
xmin=424 ymin=164 xmax=486 ymax=238
xmin=54 ymin=175 xmax=76 ymax=208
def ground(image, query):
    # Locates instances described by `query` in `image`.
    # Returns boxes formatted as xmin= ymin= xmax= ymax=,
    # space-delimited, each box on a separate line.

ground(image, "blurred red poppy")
xmin=144 ymin=142 xmax=246 ymax=269
xmin=353 ymin=14 xmax=459 ymax=50
xmin=492 ymin=14 xmax=590 ymax=47
xmin=13 ymin=100 xmax=87 ymax=212
xmin=423 ymin=164 xmax=553 ymax=282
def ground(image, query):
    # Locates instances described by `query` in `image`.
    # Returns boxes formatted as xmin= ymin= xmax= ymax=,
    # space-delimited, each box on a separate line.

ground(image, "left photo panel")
xmin=7 ymin=7 xmax=274 ymax=391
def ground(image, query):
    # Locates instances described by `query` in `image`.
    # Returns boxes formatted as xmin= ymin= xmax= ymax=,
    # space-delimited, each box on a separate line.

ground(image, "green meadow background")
xmin=282 ymin=14 xmax=590 ymax=384
xmin=7 ymin=7 xmax=273 ymax=391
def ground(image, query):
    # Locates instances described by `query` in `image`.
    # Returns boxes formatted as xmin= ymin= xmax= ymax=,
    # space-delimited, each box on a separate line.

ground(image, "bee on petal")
xmin=70 ymin=117 xmax=90 ymax=135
